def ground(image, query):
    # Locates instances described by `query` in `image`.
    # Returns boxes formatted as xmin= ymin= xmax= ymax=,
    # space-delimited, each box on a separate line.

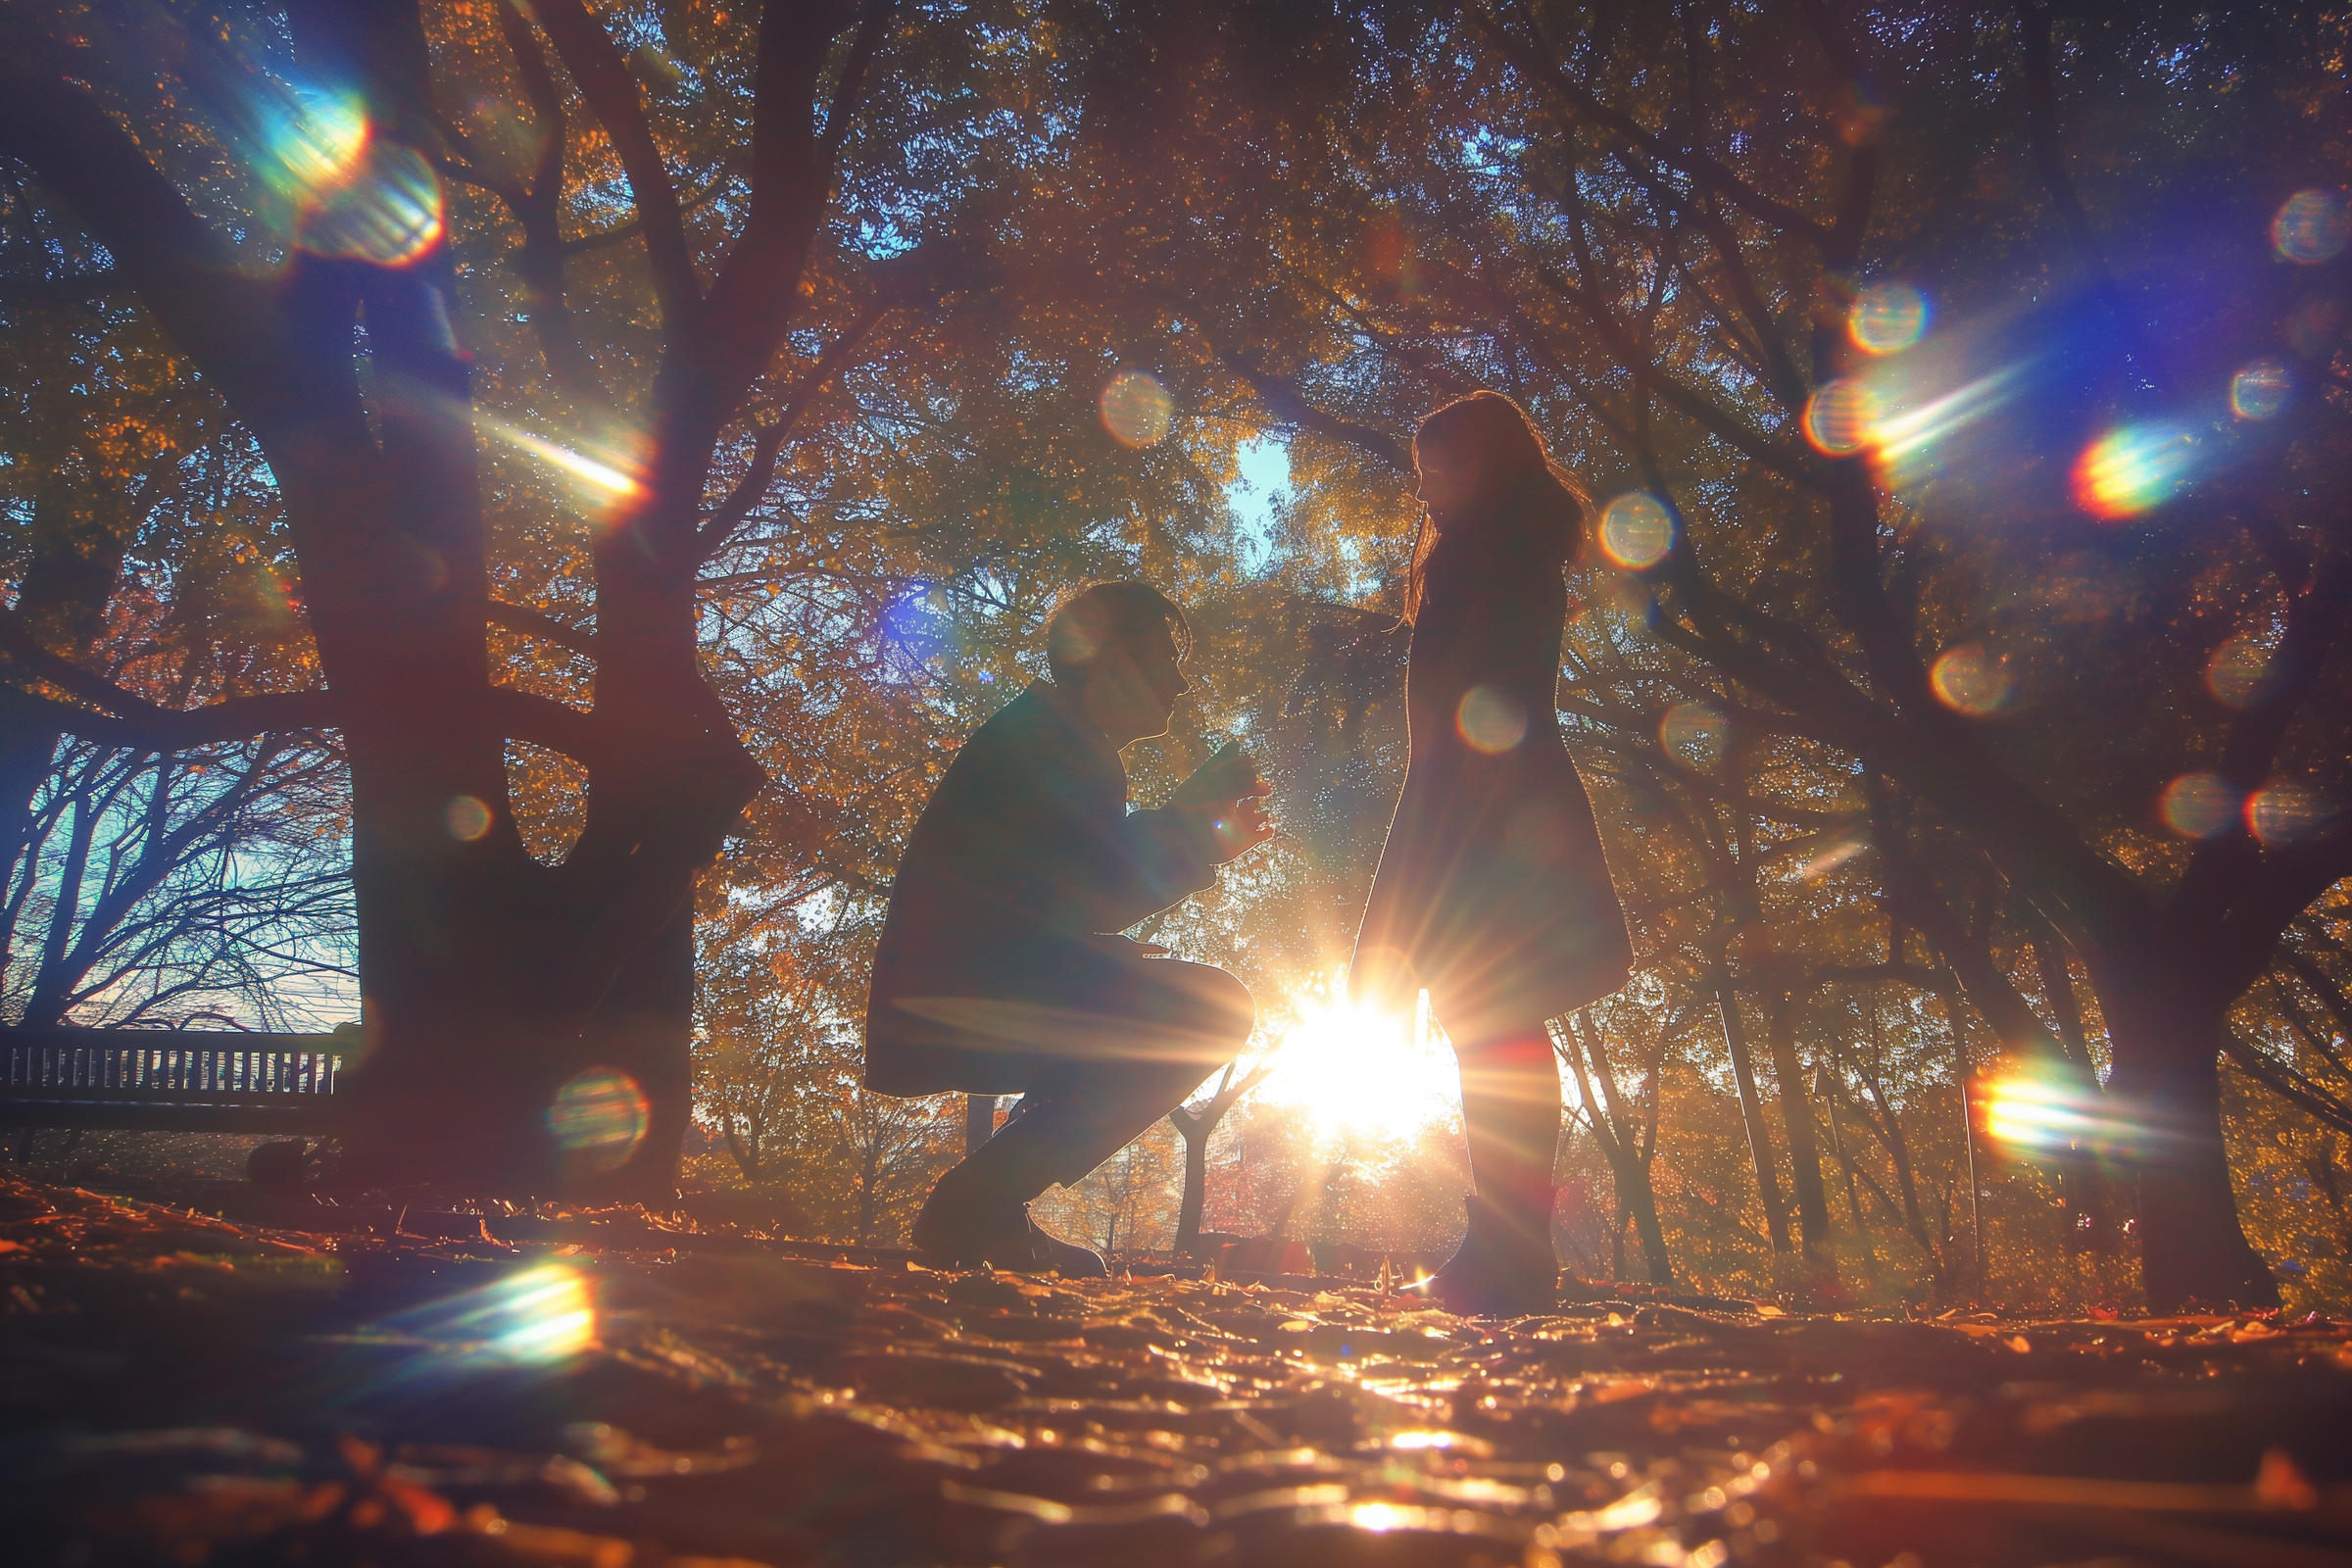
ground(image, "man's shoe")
xmin=1016 ymin=1209 xmax=1110 ymax=1278
xmin=912 ymin=1196 xmax=1108 ymax=1278
xmin=1413 ymin=1194 xmax=1559 ymax=1316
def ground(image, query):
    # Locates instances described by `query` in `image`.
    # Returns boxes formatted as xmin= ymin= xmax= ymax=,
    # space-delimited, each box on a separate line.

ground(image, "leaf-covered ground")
xmin=3 ymin=1176 xmax=2349 ymax=1568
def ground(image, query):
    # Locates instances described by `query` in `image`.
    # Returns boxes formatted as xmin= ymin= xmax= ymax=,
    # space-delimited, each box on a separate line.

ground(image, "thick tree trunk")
xmin=0 ymin=0 xmax=857 ymax=1202
xmin=2029 ymin=928 xmax=2119 ymax=1254
xmin=2099 ymin=980 xmax=2279 ymax=1311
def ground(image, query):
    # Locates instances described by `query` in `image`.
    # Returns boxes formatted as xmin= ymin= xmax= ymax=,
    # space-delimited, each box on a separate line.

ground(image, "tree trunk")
xmin=856 ymin=1128 xmax=882 ymax=1246
xmin=2030 ymin=927 xmax=2119 ymax=1254
xmin=1174 ymin=1121 xmax=1209 ymax=1257
xmin=2099 ymin=979 xmax=2280 ymax=1311
xmin=1715 ymin=979 xmax=1790 ymax=1251
xmin=1764 ymin=987 xmax=1834 ymax=1263
xmin=1620 ymin=1161 xmax=1674 ymax=1288
xmin=1817 ymin=1068 xmax=1879 ymax=1284
xmin=1559 ymin=1015 xmax=1676 ymax=1289
xmin=1854 ymin=1067 xmax=1953 ymax=1295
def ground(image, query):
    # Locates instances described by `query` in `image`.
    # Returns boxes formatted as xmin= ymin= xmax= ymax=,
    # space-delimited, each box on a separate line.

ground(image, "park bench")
xmin=0 ymin=1025 xmax=348 ymax=1137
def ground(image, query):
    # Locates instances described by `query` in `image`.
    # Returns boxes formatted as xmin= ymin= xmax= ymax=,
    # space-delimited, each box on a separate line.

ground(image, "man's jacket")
xmin=862 ymin=679 xmax=1217 ymax=1095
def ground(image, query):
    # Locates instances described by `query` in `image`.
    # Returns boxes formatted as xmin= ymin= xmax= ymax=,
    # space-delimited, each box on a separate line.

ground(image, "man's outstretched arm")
xmin=1082 ymin=746 xmax=1274 ymax=933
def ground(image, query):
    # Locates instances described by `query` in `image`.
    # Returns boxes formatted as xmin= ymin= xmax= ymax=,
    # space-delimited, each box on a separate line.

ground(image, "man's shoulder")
xmin=947 ymin=681 xmax=1059 ymax=769
xmin=957 ymin=681 xmax=1110 ymax=765
xmin=924 ymin=680 xmax=1110 ymax=801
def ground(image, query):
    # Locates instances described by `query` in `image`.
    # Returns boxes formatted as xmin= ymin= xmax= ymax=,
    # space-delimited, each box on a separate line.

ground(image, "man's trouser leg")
xmin=918 ymin=955 xmax=1253 ymax=1245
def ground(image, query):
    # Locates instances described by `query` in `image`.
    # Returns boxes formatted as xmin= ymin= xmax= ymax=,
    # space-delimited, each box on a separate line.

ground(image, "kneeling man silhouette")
xmin=864 ymin=582 xmax=1272 ymax=1274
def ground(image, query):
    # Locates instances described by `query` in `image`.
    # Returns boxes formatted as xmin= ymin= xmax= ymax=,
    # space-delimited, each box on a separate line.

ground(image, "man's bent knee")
xmin=1160 ymin=959 xmax=1254 ymax=1046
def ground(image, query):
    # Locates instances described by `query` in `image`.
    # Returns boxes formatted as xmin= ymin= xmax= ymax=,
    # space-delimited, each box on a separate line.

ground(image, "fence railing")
xmin=1 ymin=1026 xmax=350 ymax=1132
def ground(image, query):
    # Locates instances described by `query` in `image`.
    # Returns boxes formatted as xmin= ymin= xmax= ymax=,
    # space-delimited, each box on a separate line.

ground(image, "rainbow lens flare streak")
xmin=2072 ymin=423 xmax=2197 ymax=519
xmin=1863 ymin=367 xmax=2026 ymax=490
xmin=259 ymin=90 xmax=368 ymax=199
xmin=347 ymin=1264 xmax=595 ymax=1393
xmin=253 ymin=89 xmax=445 ymax=267
xmin=477 ymin=416 xmax=644 ymax=503
xmin=547 ymin=1066 xmax=652 ymax=1175
xmin=1981 ymin=1071 xmax=2154 ymax=1161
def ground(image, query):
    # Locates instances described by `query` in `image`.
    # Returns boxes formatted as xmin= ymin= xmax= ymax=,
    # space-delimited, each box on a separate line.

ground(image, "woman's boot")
xmin=1426 ymin=1029 xmax=1564 ymax=1313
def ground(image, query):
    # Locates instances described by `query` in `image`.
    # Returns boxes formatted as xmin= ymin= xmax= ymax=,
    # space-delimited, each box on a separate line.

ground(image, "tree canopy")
xmin=3 ymin=0 xmax=2349 ymax=1311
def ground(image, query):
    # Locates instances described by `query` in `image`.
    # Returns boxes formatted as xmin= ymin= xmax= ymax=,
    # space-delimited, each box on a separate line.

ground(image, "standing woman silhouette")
xmin=1350 ymin=391 xmax=1634 ymax=1315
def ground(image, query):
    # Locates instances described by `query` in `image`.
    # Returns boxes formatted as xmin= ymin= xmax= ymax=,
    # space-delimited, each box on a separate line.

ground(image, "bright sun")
xmin=1254 ymin=973 xmax=1462 ymax=1142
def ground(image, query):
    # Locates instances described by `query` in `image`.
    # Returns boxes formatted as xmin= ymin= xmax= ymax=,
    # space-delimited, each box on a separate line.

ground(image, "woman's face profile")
xmin=1414 ymin=453 xmax=1479 ymax=526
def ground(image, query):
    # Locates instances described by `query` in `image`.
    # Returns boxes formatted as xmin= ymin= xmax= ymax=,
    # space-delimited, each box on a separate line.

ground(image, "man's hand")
xmin=1173 ymin=742 xmax=1275 ymax=863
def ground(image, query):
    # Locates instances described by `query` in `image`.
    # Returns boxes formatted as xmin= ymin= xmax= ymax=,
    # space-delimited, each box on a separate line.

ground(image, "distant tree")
xmin=1556 ymin=1008 xmax=1673 ymax=1290
xmin=1167 ymin=1054 xmax=1274 ymax=1258
xmin=833 ymin=1084 xmax=956 ymax=1247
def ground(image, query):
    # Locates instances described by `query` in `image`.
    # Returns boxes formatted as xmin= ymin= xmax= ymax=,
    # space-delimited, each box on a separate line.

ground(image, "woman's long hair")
xmin=1401 ymin=390 xmax=1591 ymax=624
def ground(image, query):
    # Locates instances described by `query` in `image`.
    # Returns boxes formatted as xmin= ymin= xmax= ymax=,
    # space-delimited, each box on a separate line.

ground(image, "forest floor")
xmin=2 ymin=1175 xmax=2349 ymax=1568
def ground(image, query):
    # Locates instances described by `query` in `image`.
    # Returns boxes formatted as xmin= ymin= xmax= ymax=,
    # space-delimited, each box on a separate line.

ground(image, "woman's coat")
xmin=1350 ymin=479 xmax=1633 ymax=1039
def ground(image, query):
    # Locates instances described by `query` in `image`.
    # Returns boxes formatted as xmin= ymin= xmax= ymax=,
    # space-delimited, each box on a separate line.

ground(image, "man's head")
xmin=1046 ymin=581 xmax=1194 ymax=747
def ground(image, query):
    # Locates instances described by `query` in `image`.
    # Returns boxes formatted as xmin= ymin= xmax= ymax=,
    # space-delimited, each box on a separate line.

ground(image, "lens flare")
xmin=2072 ymin=423 xmax=2196 ymax=519
xmin=1929 ymin=643 xmax=2014 ymax=717
xmin=477 ymin=416 xmax=644 ymax=505
xmin=343 ymin=1264 xmax=596 ymax=1397
xmin=629 ymin=42 xmax=687 ymax=93
xmin=1865 ymin=368 xmax=2025 ymax=490
xmin=1801 ymin=379 xmax=1878 ymax=456
xmin=258 ymin=90 xmax=445 ymax=268
xmin=1659 ymin=701 xmax=1728 ymax=771
xmin=2206 ymin=632 xmax=2275 ymax=708
xmin=1100 ymin=369 xmax=1173 ymax=448
xmin=1455 ymin=685 xmax=1527 ymax=754
xmin=297 ymin=144 xmax=444 ymax=266
xmin=2247 ymin=779 xmax=2330 ymax=847
xmin=1795 ymin=828 xmax=1868 ymax=880
xmin=2272 ymin=188 xmax=2351 ymax=264
xmin=1848 ymin=281 xmax=1930 ymax=354
xmin=546 ymin=1067 xmax=650 ymax=1174
xmin=2160 ymin=772 xmax=2240 ymax=839
xmin=2230 ymin=360 xmax=2291 ymax=420
xmin=1981 ymin=1069 xmax=2145 ymax=1160
xmin=1597 ymin=492 xmax=1675 ymax=568
xmin=444 ymin=796 xmax=492 ymax=841
xmin=262 ymin=90 xmax=369 ymax=199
